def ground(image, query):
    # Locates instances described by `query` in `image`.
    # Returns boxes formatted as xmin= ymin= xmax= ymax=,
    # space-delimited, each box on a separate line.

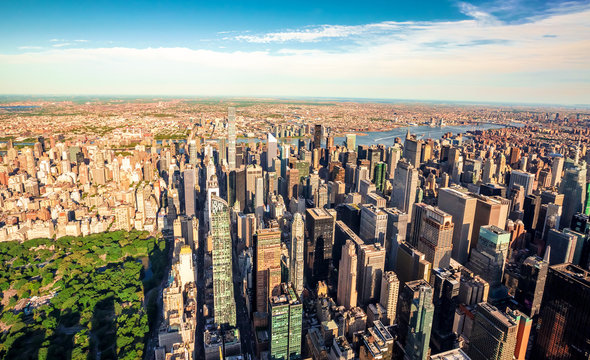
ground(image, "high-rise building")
xmin=468 ymin=303 xmax=518 ymax=360
xmin=313 ymin=124 xmax=323 ymax=150
xmin=532 ymin=264 xmax=590 ymax=359
xmin=470 ymin=194 xmax=509 ymax=249
xmin=359 ymin=243 xmax=386 ymax=305
xmin=430 ymin=268 xmax=460 ymax=353
xmin=396 ymin=242 xmax=431 ymax=285
xmin=178 ymin=245 xmax=195 ymax=288
xmin=559 ymin=163 xmax=587 ymax=229
xmin=509 ymin=170 xmax=535 ymax=196
xmin=391 ymin=160 xmax=419 ymax=219
xmin=337 ymin=240 xmax=358 ymax=309
xmin=183 ymin=168 xmax=196 ymax=217
xmin=398 ymin=279 xmax=434 ymax=360
xmin=379 ymin=271 xmax=399 ymax=326
xmin=416 ymin=206 xmax=454 ymax=270
xmin=227 ymin=107 xmax=236 ymax=170
xmin=383 ymin=208 xmax=408 ymax=271
xmin=305 ymin=208 xmax=336 ymax=284
xmin=551 ymin=155 xmax=565 ymax=187
xmin=467 ymin=225 xmax=511 ymax=288
xmin=267 ymin=132 xmax=278 ymax=171
xmin=290 ymin=213 xmax=305 ymax=297
xmin=404 ymin=137 xmax=423 ymax=168
xmin=514 ymin=255 xmax=548 ymax=317
xmin=269 ymin=283 xmax=303 ymax=360
xmin=545 ymin=229 xmax=577 ymax=265
xmin=188 ymin=139 xmax=198 ymax=165
xmin=254 ymin=228 xmax=282 ymax=314
xmin=210 ymin=195 xmax=237 ymax=327
xmin=438 ymin=187 xmax=477 ymax=264
xmin=359 ymin=205 xmax=388 ymax=244
xmin=346 ymin=134 xmax=356 ymax=152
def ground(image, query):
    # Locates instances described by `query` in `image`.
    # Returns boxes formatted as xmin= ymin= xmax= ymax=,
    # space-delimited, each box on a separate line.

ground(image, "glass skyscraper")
xmin=210 ymin=195 xmax=237 ymax=327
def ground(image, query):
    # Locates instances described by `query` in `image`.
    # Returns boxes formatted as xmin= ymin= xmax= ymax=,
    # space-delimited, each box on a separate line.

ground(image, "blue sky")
xmin=1 ymin=0 xmax=589 ymax=104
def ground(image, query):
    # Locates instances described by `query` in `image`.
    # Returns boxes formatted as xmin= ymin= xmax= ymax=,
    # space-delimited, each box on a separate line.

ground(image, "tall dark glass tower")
xmin=532 ymin=264 xmax=590 ymax=359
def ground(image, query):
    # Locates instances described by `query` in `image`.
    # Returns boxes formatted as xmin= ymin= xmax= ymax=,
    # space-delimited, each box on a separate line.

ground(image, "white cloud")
xmin=52 ymin=43 xmax=72 ymax=47
xmin=18 ymin=46 xmax=43 ymax=50
xmin=2 ymin=3 xmax=589 ymax=104
xmin=74 ymin=39 xmax=88 ymax=43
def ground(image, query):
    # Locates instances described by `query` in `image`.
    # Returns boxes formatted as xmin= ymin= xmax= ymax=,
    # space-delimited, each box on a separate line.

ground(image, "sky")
xmin=1 ymin=0 xmax=589 ymax=105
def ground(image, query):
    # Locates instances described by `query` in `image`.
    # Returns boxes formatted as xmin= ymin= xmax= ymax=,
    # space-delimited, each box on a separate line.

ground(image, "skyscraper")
xmin=468 ymin=303 xmax=518 ymax=360
xmin=290 ymin=214 xmax=305 ymax=297
xmin=550 ymin=155 xmax=564 ymax=187
xmin=514 ymin=255 xmax=548 ymax=317
xmin=391 ymin=160 xmax=419 ymax=219
xmin=533 ymin=264 xmax=590 ymax=359
xmin=467 ymin=225 xmax=511 ymax=288
xmin=227 ymin=107 xmax=236 ymax=170
xmin=379 ymin=271 xmax=399 ymax=326
xmin=398 ymin=279 xmax=434 ymax=360
xmin=337 ymin=240 xmax=358 ymax=309
xmin=183 ymin=168 xmax=196 ymax=217
xmin=313 ymin=124 xmax=323 ymax=150
xmin=404 ymin=137 xmax=423 ymax=168
xmin=267 ymin=132 xmax=278 ymax=171
xmin=210 ymin=195 xmax=237 ymax=327
xmin=359 ymin=243 xmax=386 ymax=305
xmin=269 ymin=283 xmax=303 ymax=360
xmin=416 ymin=206 xmax=454 ymax=270
xmin=509 ymin=170 xmax=535 ymax=195
xmin=438 ymin=187 xmax=477 ymax=264
xmin=346 ymin=133 xmax=356 ymax=151
xmin=395 ymin=242 xmax=432 ymax=285
xmin=305 ymin=208 xmax=336 ymax=284
xmin=559 ymin=163 xmax=587 ymax=229
xmin=359 ymin=205 xmax=388 ymax=244
xmin=383 ymin=207 xmax=408 ymax=271
xmin=254 ymin=228 xmax=282 ymax=314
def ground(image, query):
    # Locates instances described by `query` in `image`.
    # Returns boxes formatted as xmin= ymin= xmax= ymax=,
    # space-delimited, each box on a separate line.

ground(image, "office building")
xmin=431 ymin=268 xmax=460 ymax=353
xmin=337 ymin=240 xmax=358 ymax=309
xmin=404 ymin=137 xmax=423 ymax=168
xmin=227 ymin=107 xmax=236 ymax=170
xmin=305 ymin=208 xmax=336 ymax=283
xmin=468 ymin=303 xmax=518 ymax=360
xmin=398 ymin=280 xmax=434 ymax=360
xmin=545 ymin=229 xmax=577 ymax=265
xmin=379 ymin=271 xmax=399 ymax=326
xmin=255 ymin=228 xmax=282 ymax=314
xmin=467 ymin=225 xmax=511 ymax=288
xmin=438 ymin=187 xmax=477 ymax=264
xmin=269 ymin=283 xmax=303 ymax=360
xmin=183 ymin=168 xmax=196 ymax=217
xmin=290 ymin=213 xmax=305 ymax=297
xmin=210 ymin=195 xmax=237 ymax=327
xmin=267 ymin=132 xmax=278 ymax=171
xmin=360 ymin=205 xmax=388 ymax=244
xmin=359 ymin=243 xmax=386 ymax=305
xmin=392 ymin=160 xmax=419 ymax=219
xmin=383 ymin=208 xmax=408 ymax=271
xmin=514 ymin=256 xmax=548 ymax=317
xmin=416 ymin=206 xmax=454 ymax=270
xmin=396 ymin=242 xmax=431 ymax=285
xmin=532 ymin=264 xmax=590 ymax=359
xmin=346 ymin=134 xmax=356 ymax=152
xmin=559 ymin=163 xmax=587 ymax=229
xmin=313 ymin=124 xmax=323 ymax=149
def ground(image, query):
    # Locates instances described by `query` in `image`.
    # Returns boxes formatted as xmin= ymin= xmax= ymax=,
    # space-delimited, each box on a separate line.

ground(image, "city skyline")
xmin=1 ymin=1 xmax=589 ymax=104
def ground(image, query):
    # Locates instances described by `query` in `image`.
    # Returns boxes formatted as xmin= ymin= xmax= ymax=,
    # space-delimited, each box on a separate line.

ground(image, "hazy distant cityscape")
xmin=0 ymin=96 xmax=589 ymax=360
xmin=2 ymin=0 xmax=590 ymax=359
